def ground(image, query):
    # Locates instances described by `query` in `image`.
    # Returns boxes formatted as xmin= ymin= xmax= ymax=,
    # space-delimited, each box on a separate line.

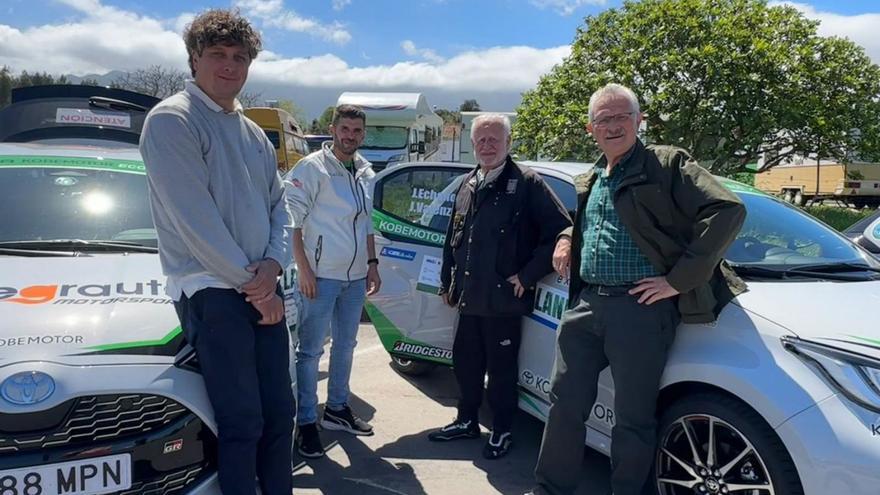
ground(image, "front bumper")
xmin=776 ymin=393 xmax=880 ymax=495
xmin=0 ymin=361 xmax=220 ymax=494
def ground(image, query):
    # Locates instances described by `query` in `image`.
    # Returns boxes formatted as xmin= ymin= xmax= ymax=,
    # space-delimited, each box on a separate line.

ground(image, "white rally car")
xmin=0 ymin=87 xmax=299 ymax=495
xmin=367 ymin=161 xmax=880 ymax=495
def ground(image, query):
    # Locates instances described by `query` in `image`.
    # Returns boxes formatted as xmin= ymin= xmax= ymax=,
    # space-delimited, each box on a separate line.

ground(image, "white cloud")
xmin=401 ymin=40 xmax=445 ymax=64
xmin=772 ymin=2 xmax=880 ymax=62
xmin=530 ymin=0 xmax=606 ymax=16
xmin=0 ymin=0 xmax=568 ymax=95
xmin=0 ymin=1 xmax=187 ymax=74
xmin=235 ymin=0 xmax=352 ymax=45
xmin=332 ymin=0 xmax=351 ymax=11
xmin=250 ymin=45 xmax=570 ymax=92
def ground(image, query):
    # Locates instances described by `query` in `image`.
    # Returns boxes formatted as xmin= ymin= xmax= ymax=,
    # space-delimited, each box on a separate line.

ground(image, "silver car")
xmin=367 ymin=160 xmax=880 ymax=495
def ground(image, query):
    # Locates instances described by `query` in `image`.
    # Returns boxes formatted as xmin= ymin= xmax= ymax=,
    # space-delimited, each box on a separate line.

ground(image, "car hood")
xmin=0 ymin=254 xmax=182 ymax=364
xmin=735 ymin=279 xmax=880 ymax=359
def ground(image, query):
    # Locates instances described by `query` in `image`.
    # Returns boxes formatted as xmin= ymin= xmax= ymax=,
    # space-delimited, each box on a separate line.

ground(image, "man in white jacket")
xmin=285 ymin=104 xmax=381 ymax=458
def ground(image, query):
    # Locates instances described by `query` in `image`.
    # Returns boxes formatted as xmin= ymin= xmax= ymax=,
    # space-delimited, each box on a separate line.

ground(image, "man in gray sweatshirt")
xmin=139 ymin=10 xmax=293 ymax=495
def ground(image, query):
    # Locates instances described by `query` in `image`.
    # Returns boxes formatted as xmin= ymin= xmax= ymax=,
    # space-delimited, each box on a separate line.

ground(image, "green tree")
xmin=276 ymin=99 xmax=309 ymax=128
xmin=310 ymin=106 xmax=335 ymax=134
xmin=514 ymin=0 xmax=880 ymax=175
xmin=460 ymin=99 xmax=481 ymax=112
xmin=0 ymin=66 xmax=12 ymax=108
xmin=435 ymin=108 xmax=461 ymax=125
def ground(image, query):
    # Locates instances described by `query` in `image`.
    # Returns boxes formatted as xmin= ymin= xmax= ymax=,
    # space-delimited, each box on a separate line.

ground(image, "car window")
xmin=376 ymin=168 xmax=464 ymax=233
xmin=0 ymin=164 xmax=156 ymax=246
xmin=540 ymin=174 xmax=577 ymax=215
xmin=726 ymin=193 xmax=871 ymax=265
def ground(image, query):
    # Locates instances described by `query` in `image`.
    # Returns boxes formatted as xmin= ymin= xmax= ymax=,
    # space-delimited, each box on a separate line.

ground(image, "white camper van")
xmin=337 ymin=92 xmax=443 ymax=170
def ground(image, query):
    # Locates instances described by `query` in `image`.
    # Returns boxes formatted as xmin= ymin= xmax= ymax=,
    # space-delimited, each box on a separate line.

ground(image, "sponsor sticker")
xmin=520 ymin=369 xmax=551 ymax=396
xmin=56 ymin=108 xmax=131 ymax=129
xmin=0 ymin=280 xmax=167 ymax=305
xmin=529 ymin=283 xmax=568 ymax=330
xmin=416 ymin=255 xmax=443 ymax=294
xmin=392 ymin=340 xmax=452 ymax=361
xmin=380 ymin=246 xmax=417 ymax=261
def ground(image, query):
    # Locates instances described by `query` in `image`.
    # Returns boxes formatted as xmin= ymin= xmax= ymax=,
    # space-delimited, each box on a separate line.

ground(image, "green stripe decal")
xmin=845 ymin=335 xmax=880 ymax=348
xmin=518 ymin=390 xmax=546 ymax=418
xmin=373 ymin=210 xmax=445 ymax=247
xmin=364 ymin=301 xmax=452 ymax=365
xmin=85 ymin=326 xmax=182 ymax=352
xmin=0 ymin=155 xmax=146 ymax=175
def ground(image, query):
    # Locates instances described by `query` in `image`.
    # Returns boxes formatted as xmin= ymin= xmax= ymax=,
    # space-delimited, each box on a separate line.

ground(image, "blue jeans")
xmin=296 ymin=277 xmax=366 ymax=425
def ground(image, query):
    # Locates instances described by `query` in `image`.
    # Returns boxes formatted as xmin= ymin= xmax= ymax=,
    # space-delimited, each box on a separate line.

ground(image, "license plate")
xmin=0 ymin=453 xmax=131 ymax=495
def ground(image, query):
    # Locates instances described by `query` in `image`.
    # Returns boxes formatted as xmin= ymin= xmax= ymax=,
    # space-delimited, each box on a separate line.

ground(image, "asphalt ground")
xmin=292 ymin=323 xmax=611 ymax=495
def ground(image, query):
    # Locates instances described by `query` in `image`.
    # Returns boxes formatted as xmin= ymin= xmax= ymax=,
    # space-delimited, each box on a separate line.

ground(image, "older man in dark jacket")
xmin=429 ymin=114 xmax=571 ymax=460
xmin=528 ymin=84 xmax=746 ymax=495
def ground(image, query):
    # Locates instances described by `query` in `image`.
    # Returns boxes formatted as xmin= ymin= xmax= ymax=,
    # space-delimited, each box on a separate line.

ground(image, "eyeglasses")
xmin=591 ymin=112 xmax=635 ymax=128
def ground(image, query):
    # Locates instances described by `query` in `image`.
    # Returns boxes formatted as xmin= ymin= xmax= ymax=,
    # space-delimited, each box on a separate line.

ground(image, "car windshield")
xmin=363 ymin=126 xmax=408 ymax=150
xmin=0 ymin=161 xmax=157 ymax=248
xmin=726 ymin=192 xmax=876 ymax=268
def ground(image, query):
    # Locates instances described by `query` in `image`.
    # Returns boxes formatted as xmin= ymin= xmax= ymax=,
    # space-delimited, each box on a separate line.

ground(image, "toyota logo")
xmin=1 ymin=371 xmax=56 ymax=405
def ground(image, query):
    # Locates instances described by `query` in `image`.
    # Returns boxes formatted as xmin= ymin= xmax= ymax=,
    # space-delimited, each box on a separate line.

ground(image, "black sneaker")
xmin=427 ymin=419 xmax=480 ymax=442
xmin=482 ymin=430 xmax=512 ymax=459
xmin=296 ymin=423 xmax=325 ymax=458
xmin=321 ymin=405 xmax=374 ymax=436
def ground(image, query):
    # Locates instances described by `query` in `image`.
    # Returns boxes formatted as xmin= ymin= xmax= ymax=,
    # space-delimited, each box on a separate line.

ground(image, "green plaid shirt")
xmin=579 ymin=158 xmax=660 ymax=286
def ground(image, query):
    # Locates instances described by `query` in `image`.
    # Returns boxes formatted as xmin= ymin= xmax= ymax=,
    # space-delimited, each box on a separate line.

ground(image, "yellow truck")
xmin=244 ymin=107 xmax=309 ymax=173
xmin=754 ymin=160 xmax=880 ymax=208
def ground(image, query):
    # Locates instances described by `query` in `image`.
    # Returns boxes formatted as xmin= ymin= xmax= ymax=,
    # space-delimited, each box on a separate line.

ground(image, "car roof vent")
xmin=0 ymin=85 xmax=161 ymax=145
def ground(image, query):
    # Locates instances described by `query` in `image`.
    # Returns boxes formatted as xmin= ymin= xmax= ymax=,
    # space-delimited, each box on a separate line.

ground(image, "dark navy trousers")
xmin=175 ymin=288 xmax=294 ymax=495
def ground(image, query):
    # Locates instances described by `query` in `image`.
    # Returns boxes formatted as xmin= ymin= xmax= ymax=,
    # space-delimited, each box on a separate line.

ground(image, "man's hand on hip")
xmin=553 ymin=236 xmax=572 ymax=278
xmin=242 ymin=258 xmax=282 ymax=304
xmin=507 ymin=274 xmax=525 ymax=298
xmin=367 ymin=264 xmax=382 ymax=296
xmin=629 ymin=276 xmax=680 ymax=305
xmin=253 ymin=293 xmax=284 ymax=325
xmin=440 ymin=291 xmax=455 ymax=307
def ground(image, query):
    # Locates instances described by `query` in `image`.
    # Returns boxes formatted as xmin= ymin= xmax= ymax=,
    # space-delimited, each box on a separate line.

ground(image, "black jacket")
xmin=439 ymin=157 xmax=572 ymax=316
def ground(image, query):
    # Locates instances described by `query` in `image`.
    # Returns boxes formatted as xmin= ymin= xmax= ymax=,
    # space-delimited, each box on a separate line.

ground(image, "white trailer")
xmin=337 ymin=92 xmax=443 ymax=170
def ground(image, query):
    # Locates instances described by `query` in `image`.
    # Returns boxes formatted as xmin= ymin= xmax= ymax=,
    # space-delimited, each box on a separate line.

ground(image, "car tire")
xmin=782 ymin=190 xmax=794 ymax=203
xmin=390 ymin=356 xmax=437 ymax=376
xmin=652 ymin=393 xmax=803 ymax=495
xmin=793 ymin=190 xmax=804 ymax=206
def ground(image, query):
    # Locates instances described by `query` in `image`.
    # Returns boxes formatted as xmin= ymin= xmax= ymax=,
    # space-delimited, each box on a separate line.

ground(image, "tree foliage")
xmin=111 ymin=65 xmax=186 ymax=98
xmin=1 ymin=67 xmax=71 ymax=108
xmin=310 ymin=106 xmax=335 ymax=134
xmin=275 ymin=99 xmax=308 ymax=128
xmin=460 ymin=99 xmax=481 ymax=112
xmin=514 ymin=0 xmax=880 ymax=175
xmin=435 ymin=108 xmax=462 ymax=125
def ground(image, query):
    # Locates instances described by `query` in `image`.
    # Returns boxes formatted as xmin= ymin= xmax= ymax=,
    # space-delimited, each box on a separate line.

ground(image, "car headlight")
xmin=783 ymin=336 xmax=880 ymax=413
xmin=387 ymin=154 xmax=407 ymax=163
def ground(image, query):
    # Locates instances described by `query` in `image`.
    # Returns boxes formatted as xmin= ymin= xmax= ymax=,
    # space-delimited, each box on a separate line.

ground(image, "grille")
xmin=119 ymin=465 xmax=206 ymax=495
xmin=0 ymin=394 xmax=189 ymax=454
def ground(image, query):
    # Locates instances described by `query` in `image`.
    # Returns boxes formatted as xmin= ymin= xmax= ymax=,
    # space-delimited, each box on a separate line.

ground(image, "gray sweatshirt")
xmin=140 ymin=81 xmax=291 ymax=300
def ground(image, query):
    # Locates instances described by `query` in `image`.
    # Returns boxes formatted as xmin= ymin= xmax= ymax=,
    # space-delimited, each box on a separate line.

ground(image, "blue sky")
xmin=2 ymin=0 xmax=879 ymax=118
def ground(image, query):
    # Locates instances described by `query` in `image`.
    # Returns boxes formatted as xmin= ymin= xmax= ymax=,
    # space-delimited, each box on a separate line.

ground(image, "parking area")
xmin=293 ymin=324 xmax=611 ymax=495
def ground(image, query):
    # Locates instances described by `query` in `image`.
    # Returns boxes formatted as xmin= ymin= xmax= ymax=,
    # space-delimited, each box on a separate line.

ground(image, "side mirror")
xmin=418 ymin=141 xmax=426 ymax=154
xmin=864 ymin=216 xmax=880 ymax=253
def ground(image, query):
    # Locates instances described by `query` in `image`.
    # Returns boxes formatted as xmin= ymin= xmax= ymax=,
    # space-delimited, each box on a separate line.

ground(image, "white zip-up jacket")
xmin=284 ymin=142 xmax=375 ymax=281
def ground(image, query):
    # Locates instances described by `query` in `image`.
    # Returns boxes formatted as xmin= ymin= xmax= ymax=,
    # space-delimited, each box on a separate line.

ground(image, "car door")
xmin=367 ymin=163 xmax=471 ymax=365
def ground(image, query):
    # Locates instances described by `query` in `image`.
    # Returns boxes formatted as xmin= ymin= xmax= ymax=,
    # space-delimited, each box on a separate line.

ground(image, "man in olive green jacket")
xmin=528 ymin=84 xmax=746 ymax=495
